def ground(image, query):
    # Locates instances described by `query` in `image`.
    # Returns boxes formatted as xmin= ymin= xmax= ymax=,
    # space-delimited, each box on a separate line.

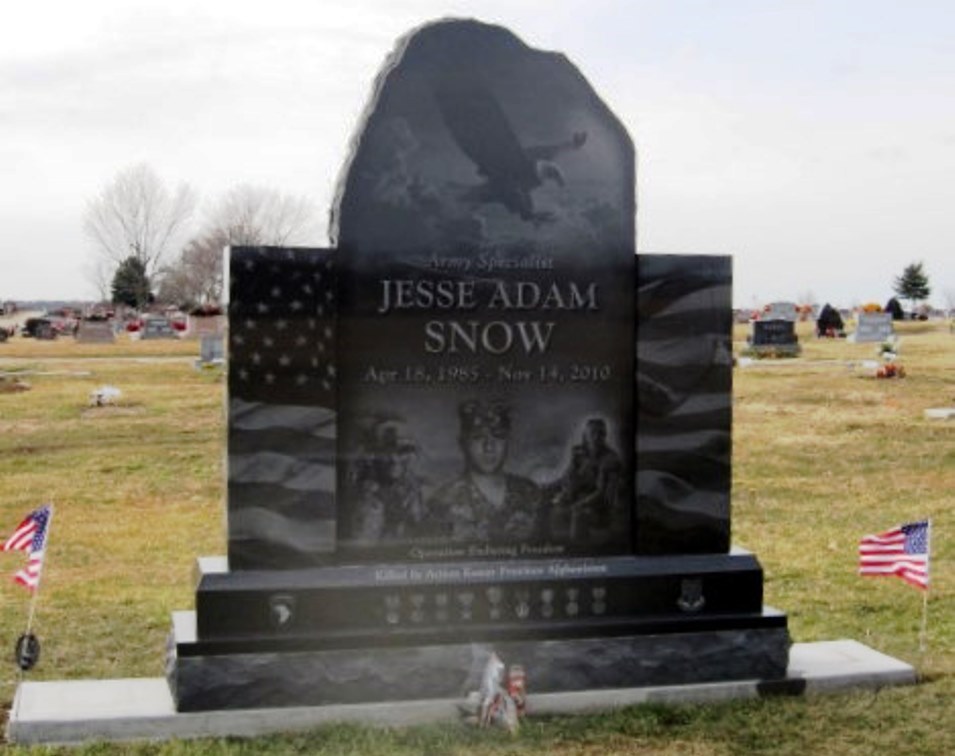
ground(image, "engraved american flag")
xmin=227 ymin=246 xmax=337 ymax=569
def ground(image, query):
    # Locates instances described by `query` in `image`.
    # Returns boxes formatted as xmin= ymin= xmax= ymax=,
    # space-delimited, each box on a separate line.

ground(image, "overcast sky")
xmin=3 ymin=0 xmax=954 ymax=307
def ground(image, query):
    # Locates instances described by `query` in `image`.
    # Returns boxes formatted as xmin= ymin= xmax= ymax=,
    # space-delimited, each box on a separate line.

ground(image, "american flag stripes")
xmin=2 ymin=504 xmax=52 ymax=591
xmin=859 ymin=520 xmax=930 ymax=590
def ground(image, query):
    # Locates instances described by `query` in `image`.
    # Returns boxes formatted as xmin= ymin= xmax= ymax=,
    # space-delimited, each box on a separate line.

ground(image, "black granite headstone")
xmin=167 ymin=19 xmax=788 ymax=712
xmin=752 ymin=320 xmax=796 ymax=347
xmin=225 ymin=246 xmax=337 ymax=569
xmin=746 ymin=318 xmax=801 ymax=357
xmin=332 ymin=21 xmax=634 ymax=562
xmin=816 ymin=303 xmax=844 ymax=336
xmin=636 ymin=254 xmax=732 ymax=554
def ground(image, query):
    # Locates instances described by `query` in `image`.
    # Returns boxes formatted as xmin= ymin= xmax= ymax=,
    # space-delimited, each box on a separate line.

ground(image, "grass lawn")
xmin=0 ymin=321 xmax=952 ymax=754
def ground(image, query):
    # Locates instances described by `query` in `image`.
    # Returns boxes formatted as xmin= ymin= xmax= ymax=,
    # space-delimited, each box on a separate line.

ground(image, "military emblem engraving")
xmin=677 ymin=578 xmax=706 ymax=613
xmin=268 ymin=594 xmax=296 ymax=630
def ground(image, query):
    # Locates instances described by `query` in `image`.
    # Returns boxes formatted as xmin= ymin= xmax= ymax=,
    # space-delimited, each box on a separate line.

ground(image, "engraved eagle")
xmin=433 ymin=78 xmax=586 ymax=224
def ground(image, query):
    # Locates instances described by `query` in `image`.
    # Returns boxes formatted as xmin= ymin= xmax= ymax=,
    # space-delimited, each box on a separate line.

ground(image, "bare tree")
xmin=84 ymin=256 xmax=114 ymax=302
xmin=84 ymin=163 xmax=196 ymax=281
xmin=205 ymin=184 xmax=318 ymax=246
xmin=157 ymin=184 xmax=318 ymax=307
xmin=156 ymin=230 xmax=229 ymax=308
xmin=943 ymin=288 xmax=955 ymax=317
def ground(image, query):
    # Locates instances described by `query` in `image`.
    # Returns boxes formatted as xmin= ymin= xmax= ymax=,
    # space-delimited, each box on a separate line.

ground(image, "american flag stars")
xmin=228 ymin=246 xmax=336 ymax=407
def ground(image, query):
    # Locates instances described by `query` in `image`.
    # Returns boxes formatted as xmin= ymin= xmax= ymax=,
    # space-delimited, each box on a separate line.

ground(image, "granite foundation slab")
xmin=7 ymin=640 xmax=915 ymax=746
xmin=167 ymin=608 xmax=790 ymax=711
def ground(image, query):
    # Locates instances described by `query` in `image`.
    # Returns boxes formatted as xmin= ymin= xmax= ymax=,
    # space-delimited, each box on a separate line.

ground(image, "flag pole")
xmin=918 ymin=518 xmax=932 ymax=656
xmin=22 ymin=502 xmax=53 ymax=639
xmin=12 ymin=502 xmax=54 ymax=730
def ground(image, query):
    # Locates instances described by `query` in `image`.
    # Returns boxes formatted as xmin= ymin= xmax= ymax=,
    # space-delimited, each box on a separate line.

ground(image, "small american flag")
xmin=2 ymin=504 xmax=52 ymax=591
xmin=859 ymin=520 xmax=930 ymax=590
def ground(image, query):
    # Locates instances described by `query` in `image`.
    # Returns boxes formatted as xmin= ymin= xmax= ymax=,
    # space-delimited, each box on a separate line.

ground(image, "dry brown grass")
xmin=0 ymin=320 xmax=952 ymax=753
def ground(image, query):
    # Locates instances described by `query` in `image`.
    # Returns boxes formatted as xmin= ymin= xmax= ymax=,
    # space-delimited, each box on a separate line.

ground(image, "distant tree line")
xmin=84 ymin=163 xmax=319 ymax=310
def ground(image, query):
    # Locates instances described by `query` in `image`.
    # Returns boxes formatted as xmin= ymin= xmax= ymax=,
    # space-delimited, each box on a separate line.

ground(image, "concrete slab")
xmin=6 ymin=639 xmax=916 ymax=746
xmin=924 ymin=407 xmax=955 ymax=420
xmin=787 ymin=639 xmax=916 ymax=692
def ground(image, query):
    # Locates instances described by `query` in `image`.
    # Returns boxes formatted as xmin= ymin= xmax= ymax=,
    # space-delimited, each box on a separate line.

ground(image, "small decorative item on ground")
xmin=89 ymin=385 xmax=122 ymax=406
xmin=507 ymin=664 xmax=527 ymax=718
xmin=875 ymin=352 xmax=905 ymax=378
xmin=876 ymin=362 xmax=905 ymax=379
xmin=461 ymin=652 xmax=524 ymax=733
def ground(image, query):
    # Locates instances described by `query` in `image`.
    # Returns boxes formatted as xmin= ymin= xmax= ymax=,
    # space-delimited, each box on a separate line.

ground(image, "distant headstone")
xmin=816 ymin=303 xmax=844 ymax=336
xmin=884 ymin=298 xmax=904 ymax=321
xmin=75 ymin=319 xmax=115 ymax=344
xmin=753 ymin=320 xmax=796 ymax=346
xmin=199 ymin=334 xmax=225 ymax=364
xmin=747 ymin=319 xmax=800 ymax=356
xmin=762 ymin=301 xmax=798 ymax=321
xmin=141 ymin=317 xmax=178 ymax=340
xmin=34 ymin=322 xmax=56 ymax=340
xmin=190 ymin=315 xmax=225 ymax=339
xmin=853 ymin=312 xmax=893 ymax=343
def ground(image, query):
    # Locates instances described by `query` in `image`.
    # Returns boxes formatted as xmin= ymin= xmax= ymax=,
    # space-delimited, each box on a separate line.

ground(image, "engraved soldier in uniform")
xmin=351 ymin=421 xmax=425 ymax=542
xmin=429 ymin=400 xmax=542 ymax=541
xmin=551 ymin=417 xmax=623 ymax=543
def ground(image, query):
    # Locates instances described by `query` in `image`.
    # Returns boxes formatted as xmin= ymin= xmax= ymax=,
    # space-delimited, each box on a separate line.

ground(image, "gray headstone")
xmin=141 ymin=317 xmax=178 ymax=340
xmin=199 ymin=334 xmax=225 ymax=363
xmin=75 ymin=320 xmax=115 ymax=344
xmin=853 ymin=312 xmax=894 ymax=343
xmin=190 ymin=315 xmax=225 ymax=338
xmin=762 ymin=301 xmax=798 ymax=322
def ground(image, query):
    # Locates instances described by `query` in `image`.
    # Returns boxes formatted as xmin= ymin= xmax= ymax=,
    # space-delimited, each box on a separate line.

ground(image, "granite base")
xmin=167 ymin=609 xmax=789 ymax=711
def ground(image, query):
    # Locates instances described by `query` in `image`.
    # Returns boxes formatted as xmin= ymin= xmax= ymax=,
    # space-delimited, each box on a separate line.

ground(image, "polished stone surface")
xmin=168 ymin=608 xmax=789 ymax=711
xmin=636 ymin=254 xmax=733 ymax=554
xmin=190 ymin=552 xmax=767 ymax=645
xmin=226 ymin=246 xmax=337 ymax=570
xmin=332 ymin=18 xmax=635 ymax=561
xmin=170 ymin=20 xmax=788 ymax=717
xmin=9 ymin=640 xmax=913 ymax=744
xmin=752 ymin=319 xmax=797 ymax=347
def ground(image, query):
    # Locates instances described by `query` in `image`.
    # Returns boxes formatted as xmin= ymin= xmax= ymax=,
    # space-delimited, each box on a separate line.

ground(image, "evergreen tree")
xmin=111 ymin=256 xmax=152 ymax=308
xmin=893 ymin=262 xmax=930 ymax=315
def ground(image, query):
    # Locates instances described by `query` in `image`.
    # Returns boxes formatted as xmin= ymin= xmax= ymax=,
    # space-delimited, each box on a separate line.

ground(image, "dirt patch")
xmin=0 ymin=377 xmax=31 ymax=393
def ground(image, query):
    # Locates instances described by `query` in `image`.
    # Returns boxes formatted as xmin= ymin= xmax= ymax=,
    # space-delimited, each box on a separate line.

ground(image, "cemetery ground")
xmin=0 ymin=322 xmax=952 ymax=755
